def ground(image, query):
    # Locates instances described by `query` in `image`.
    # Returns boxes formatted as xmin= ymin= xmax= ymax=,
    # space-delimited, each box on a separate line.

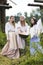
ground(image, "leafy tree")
xmin=24 ymin=12 xmax=30 ymax=25
xmin=17 ymin=12 xmax=22 ymax=17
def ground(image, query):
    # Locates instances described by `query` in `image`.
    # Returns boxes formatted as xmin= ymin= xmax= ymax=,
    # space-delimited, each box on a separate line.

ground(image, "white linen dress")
xmin=16 ymin=22 xmax=30 ymax=49
xmin=1 ymin=22 xmax=20 ymax=59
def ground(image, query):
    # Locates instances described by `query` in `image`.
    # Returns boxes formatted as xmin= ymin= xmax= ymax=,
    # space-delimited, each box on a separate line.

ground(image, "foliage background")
xmin=0 ymin=32 xmax=43 ymax=65
xmin=0 ymin=8 xmax=43 ymax=65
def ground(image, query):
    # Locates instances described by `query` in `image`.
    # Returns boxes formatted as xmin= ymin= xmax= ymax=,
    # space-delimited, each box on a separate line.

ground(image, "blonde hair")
xmin=8 ymin=16 xmax=15 ymax=27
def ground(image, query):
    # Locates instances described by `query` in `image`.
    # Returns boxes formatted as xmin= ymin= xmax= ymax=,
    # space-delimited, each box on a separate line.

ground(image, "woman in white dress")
xmin=1 ymin=16 xmax=20 ymax=59
xmin=30 ymin=17 xmax=43 ymax=55
xmin=16 ymin=16 xmax=30 ymax=54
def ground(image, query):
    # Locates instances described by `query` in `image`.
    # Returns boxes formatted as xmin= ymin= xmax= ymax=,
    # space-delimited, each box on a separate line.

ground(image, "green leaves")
xmin=0 ymin=32 xmax=43 ymax=65
xmin=0 ymin=32 xmax=7 ymax=49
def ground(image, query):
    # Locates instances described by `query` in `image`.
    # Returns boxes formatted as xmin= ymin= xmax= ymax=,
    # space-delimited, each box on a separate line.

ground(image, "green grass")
xmin=0 ymin=46 xmax=43 ymax=65
xmin=0 ymin=54 xmax=43 ymax=65
xmin=0 ymin=32 xmax=43 ymax=65
xmin=0 ymin=54 xmax=11 ymax=65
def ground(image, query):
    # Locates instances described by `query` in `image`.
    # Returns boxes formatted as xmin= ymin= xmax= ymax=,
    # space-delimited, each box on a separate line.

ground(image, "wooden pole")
xmin=0 ymin=0 xmax=12 ymax=32
xmin=1 ymin=8 xmax=5 ymax=32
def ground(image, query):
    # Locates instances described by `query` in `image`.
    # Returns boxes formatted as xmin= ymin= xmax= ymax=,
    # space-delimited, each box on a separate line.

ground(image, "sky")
xmin=6 ymin=0 xmax=40 ymax=16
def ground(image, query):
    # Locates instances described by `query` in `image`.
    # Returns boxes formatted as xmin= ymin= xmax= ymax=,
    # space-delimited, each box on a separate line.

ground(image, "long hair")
xmin=31 ymin=17 xmax=37 ymax=27
xmin=20 ymin=20 xmax=26 ymax=26
xmin=10 ymin=16 xmax=15 ymax=27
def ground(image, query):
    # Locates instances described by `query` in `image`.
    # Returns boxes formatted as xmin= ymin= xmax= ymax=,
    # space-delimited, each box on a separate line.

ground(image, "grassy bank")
xmin=0 ymin=32 xmax=43 ymax=65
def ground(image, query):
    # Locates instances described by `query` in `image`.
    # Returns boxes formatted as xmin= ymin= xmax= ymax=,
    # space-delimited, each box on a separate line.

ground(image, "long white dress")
xmin=16 ymin=21 xmax=30 ymax=49
xmin=1 ymin=22 xmax=20 ymax=59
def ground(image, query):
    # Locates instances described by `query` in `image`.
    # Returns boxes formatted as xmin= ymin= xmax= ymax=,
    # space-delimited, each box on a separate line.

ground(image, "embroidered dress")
xmin=1 ymin=22 xmax=20 ymax=59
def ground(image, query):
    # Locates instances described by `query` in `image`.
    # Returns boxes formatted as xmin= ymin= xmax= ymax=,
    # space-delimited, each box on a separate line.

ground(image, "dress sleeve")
xmin=5 ymin=23 xmax=9 ymax=40
xmin=26 ymin=25 xmax=30 ymax=35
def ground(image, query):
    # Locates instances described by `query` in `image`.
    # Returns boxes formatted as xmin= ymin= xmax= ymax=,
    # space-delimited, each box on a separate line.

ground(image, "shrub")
xmin=40 ymin=33 xmax=43 ymax=47
xmin=0 ymin=32 xmax=43 ymax=65
xmin=0 ymin=32 xmax=7 ymax=49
